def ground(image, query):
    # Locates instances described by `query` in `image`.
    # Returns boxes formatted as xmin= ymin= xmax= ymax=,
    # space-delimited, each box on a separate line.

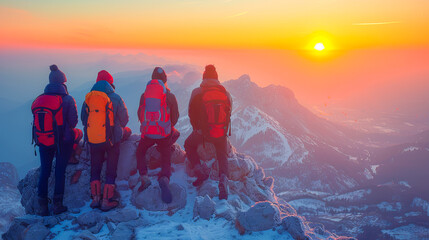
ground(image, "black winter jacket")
xmin=188 ymin=79 xmax=232 ymax=131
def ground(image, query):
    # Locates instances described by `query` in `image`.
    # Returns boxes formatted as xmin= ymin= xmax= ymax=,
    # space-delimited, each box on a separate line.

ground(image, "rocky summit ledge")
xmin=3 ymin=134 xmax=354 ymax=240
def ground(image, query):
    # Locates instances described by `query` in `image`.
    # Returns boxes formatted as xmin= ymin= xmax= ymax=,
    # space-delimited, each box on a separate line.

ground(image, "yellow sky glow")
xmin=0 ymin=0 xmax=428 ymax=50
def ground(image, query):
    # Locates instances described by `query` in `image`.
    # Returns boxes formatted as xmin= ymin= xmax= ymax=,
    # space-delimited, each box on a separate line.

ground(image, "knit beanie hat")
xmin=203 ymin=65 xmax=218 ymax=80
xmin=152 ymin=67 xmax=167 ymax=83
xmin=49 ymin=65 xmax=67 ymax=84
xmin=96 ymin=70 xmax=114 ymax=85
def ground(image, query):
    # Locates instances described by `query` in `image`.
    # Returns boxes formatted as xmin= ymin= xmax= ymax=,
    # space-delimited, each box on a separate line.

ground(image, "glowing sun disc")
xmin=314 ymin=43 xmax=325 ymax=51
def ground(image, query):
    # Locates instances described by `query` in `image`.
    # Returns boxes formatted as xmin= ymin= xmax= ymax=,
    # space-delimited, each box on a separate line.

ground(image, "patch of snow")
xmin=231 ymin=106 xmax=299 ymax=164
xmin=404 ymin=122 xmax=414 ymax=127
xmin=323 ymin=189 xmax=371 ymax=202
xmin=288 ymin=198 xmax=326 ymax=213
xmin=382 ymin=224 xmax=429 ymax=240
xmin=405 ymin=212 xmax=421 ymax=217
xmin=412 ymin=198 xmax=429 ymax=216
xmin=403 ymin=146 xmax=419 ymax=152
xmin=371 ymin=165 xmax=379 ymax=174
xmin=398 ymin=181 xmax=411 ymax=188
xmin=364 ymin=168 xmax=373 ymax=180
xmin=377 ymin=202 xmax=402 ymax=212
xmin=373 ymin=126 xmax=396 ymax=133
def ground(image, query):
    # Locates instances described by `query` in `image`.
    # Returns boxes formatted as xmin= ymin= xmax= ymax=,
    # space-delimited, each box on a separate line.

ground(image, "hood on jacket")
xmin=44 ymin=83 xmax=68 ymax=95
xmin=200 ymin=78 xmax=221 ymax=88
xmin=91 ymin=80 xmax=115 ymax=94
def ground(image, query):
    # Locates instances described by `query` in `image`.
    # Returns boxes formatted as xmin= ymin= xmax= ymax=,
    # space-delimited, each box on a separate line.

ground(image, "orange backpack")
xmin=84 ymin=91 xmax=114 ymax=145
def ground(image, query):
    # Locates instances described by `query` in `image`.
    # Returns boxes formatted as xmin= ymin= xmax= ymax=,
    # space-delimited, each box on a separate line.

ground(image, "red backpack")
xmin=138 ymin=79 xmax=171 ymax=139
xmin=31 ymin=94 xmax=64 ymax=147
xmin=200 ymin=85 xmax=231 ymax=138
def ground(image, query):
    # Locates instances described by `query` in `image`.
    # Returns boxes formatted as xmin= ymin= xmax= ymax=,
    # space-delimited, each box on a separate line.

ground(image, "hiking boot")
xmin=52 ymin=195 xmax=68 ymax=215
xmin=158 ymin=176 xmax=172 ymax=204
xmin=90 ymin=180 xmax=101 ymax=209
xmin=138 ymin=175 xmax=152 ymax=192
xmin=100 ymin=184 xmax=118 ymax=212
xmin=38 ymin=197 xmax=50 ymax=216
xmin=218 ymin=174 xmax=229 ymax=200
xmin=192 ymin=164 xmax=209 ymax=187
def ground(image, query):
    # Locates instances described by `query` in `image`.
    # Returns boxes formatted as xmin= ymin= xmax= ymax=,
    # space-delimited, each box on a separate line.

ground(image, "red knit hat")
xmin=96 ymin=70 xmax=114 ymax=85
xmin=203 ymin=65 xmax=218 ymax=80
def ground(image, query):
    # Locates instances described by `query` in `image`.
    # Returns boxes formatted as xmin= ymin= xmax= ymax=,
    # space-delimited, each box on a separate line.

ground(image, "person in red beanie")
xmin=184 ymin=65 xmax=233 ymax=200
xmin=81 ymin=70 xmax=131 ymax=211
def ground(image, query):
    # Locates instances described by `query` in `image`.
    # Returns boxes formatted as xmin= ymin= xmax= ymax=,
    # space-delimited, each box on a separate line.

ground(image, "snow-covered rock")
xmin=0 ymin=162 xmax=25 ymax=235
xmin=131 ymin=182 xmax=187 ymax=211
xmin=411 ymin=198 xmax=429 ymax=216
xmin=280 ymin=216 xmax=309 ymax=240
xmin=237 ymin=201 xmax=281 ymax=231
xmin=2 ymin=215 xmax=50 ymax=240
xmin=193 ymin=195 xmax=216 ymax=220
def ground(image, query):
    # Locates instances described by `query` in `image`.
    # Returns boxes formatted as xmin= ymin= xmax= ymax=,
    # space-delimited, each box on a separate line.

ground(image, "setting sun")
xmin=314 ymin=43 xmax=325 ymax=51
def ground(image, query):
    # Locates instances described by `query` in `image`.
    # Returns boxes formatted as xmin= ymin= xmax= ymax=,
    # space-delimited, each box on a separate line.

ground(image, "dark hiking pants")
xmin=136 ymin=128 xmax=180 ymax=179
xmin=90 ymin=142 xmax=120 ymax=185
xmin=184 ymin=130 xmax=229 ymax=177
xmin=38 ymin=128 xmax=82 ymax=198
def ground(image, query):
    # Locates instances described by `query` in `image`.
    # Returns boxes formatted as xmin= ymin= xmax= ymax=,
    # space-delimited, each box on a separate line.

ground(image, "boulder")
xmin=193 ymin=195 xmax=216 ymax=220
xmin=89 ymin=222 xmax=104 ymax=234
xmin=132 ymin=182 xmax=187 ymax=211
xmin=2 ymin=216 xmax=49 ymax=240
xmin=111 ymin=222 xmax=133 ymax=240
xmin=116 ymin=134 xmax=139 ymax=180
xmin=196 ymin=140 xmax=235 ymax=161
xmin=197 ymin=180 xmax=219 ymax=198
xmin=0 ymin=162 xmax=20 ymax=186
xmin=237 ymin=201 xmax=282 ymax=232
xmin=145 ymin=143 xmax=186 ymax=170
xmin=211 ymin=154 xmax=258 ymax=181
xmin=23 ymin=222 xmax=50 ymax=240
xmin=76 ymin=230 xmax=99 ymax=240
xmin=18 ymin=162 xmax=91 ymax=215
xmin=244 ymin=177 xmax=276 ymax=203
xmin=76 ymin=211 xmax=104 ymax=228
xmin=281 ymin=216 xmax=309 ymax=240
xmin=0 ymin=162 xmax=25 ymax=234
xmin=186 ymin=145 xmax=258 ymax=182
xmin=106 ymin=208 xmax=139 ymax=223
xmin=214 ymin=200 xmax=237 ymax=221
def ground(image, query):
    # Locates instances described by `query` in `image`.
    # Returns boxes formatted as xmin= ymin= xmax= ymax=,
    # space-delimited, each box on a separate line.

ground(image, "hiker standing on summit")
xmin=81 ymin=70 xmax=131 ymax=211
xmin=136 ymin=67 xmax=180 ymax=204
xmin=31 ymin=65 xmax=83 ymax=216
xmin=185 ymin=65 xmax=232 ymax=200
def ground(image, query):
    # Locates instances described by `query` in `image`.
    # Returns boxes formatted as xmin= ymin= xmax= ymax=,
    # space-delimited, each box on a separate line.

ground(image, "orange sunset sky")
xmin=0 ymin=0 xmax=428 ymax=115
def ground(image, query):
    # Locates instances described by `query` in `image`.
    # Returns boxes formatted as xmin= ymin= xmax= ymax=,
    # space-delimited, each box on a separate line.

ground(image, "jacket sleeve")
xmin=138 ymin=93 xmax=144 ymax=122
xmin=168 ymin=92 xmax=179 ymax=127
xmin=188 ymin=88 xmax=201 ymax=130
xmin=64 ymin=96 xmax=78 ymax=129
xmin=117 ymin=95 xmax=129 ymax=128
xmin=226 ymin=90 xmax=233 ymax=112
xmin=81 ymin=102 xmax=88 ymax=127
